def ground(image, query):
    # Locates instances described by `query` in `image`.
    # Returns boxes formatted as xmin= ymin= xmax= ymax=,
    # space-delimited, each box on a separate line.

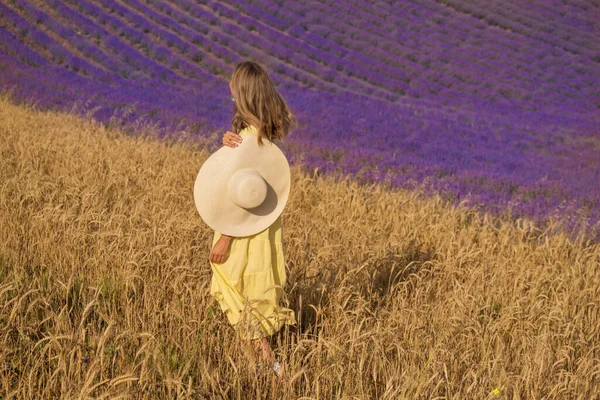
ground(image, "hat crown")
xmin=228 ymin=169 xmax=267 ymax=209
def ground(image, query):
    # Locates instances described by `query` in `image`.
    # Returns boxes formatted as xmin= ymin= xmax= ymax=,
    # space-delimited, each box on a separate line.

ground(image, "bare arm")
xmin=210 ymin=234 xmax=234 ymax=264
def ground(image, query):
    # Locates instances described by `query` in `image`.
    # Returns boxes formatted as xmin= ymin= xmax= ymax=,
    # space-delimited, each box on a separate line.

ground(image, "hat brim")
xmin=193 ymin=135 xmax=290 ymax=237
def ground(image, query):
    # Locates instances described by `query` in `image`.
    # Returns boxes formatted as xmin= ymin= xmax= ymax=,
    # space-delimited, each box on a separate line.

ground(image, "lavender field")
xmin=1 ymin=0 xmax=599 ymax=238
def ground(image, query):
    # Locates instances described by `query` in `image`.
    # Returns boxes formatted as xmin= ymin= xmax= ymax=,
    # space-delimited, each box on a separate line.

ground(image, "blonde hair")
xmin=230 ymin=61 xmax=297 ymax=147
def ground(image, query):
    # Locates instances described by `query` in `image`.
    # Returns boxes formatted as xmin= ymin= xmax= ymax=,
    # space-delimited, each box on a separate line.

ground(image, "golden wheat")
xmin=0 ymin=94 xmax=598 ymax=399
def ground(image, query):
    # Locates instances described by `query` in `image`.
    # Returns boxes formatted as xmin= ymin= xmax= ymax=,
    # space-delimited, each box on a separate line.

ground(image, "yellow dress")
xmin=209 ymin=128 xmax=295 ymax=340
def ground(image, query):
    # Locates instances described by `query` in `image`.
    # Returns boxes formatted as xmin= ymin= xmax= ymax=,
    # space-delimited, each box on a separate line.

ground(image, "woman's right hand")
xmin=210 ymin=235 xmax=234 ymax=264
xmin=222 ymin=131 xmax=243 ymax=148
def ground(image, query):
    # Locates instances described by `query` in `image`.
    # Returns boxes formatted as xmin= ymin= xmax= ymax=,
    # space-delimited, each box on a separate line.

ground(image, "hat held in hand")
xmin=194 ymin=125 xmax=291 ymax=237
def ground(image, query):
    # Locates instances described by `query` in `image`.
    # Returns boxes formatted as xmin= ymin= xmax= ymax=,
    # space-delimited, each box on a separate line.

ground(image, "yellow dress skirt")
xmin=209 ymin=215 xmax=296 ymax=340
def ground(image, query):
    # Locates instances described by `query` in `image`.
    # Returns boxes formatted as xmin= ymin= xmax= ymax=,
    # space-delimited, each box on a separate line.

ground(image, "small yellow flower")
xmin=492 ymin=387 xmax=500 ymax=396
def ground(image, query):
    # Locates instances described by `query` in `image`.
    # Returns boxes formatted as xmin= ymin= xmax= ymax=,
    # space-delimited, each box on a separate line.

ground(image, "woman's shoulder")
xmin=239 ymin=125 xmax=259 ymax=137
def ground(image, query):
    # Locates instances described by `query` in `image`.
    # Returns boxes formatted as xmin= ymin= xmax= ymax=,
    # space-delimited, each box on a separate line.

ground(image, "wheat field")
xmin=0 ymin=94 xmax=599 ymax=399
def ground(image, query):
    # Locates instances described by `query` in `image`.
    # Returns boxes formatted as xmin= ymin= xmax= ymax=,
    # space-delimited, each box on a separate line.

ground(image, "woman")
xmin=209 ymin=61 xmax=297 ymax=378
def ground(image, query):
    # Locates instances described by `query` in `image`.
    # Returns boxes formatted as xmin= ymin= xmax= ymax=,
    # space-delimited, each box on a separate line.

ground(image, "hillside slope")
xmin=1 ymin=0 xmax=599 ymax=234
xmin=1 ymin=96 xmax=599 ymax=398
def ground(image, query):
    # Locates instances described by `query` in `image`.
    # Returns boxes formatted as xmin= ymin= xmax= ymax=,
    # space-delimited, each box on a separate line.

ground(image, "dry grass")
xmin=0 ymin=94 xmax=599 ymax=399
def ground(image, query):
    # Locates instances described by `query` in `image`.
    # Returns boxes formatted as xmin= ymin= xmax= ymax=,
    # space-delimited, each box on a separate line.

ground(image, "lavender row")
xmin=128 ymin=0 xmax=338 ymax=93
xmin=17 ymin=0 xmax=146 ymax=81
xmin=136 ymin=0 xmax=355 ymax=96
xmin=20 ymin=0 xmax=592 ymax=117
xmin=266 ymin=0 xmax=519 ymax=95
xmin=0 ymin=47 xmax=228 ymax=130
xmin=156 ymin=0 xmax=407 ymax=99
xmin=240 ymin=0 xmax=539 ymax=111
xmin=1 ymin=2 xmax=116 ymax=83
xmin=311 ymin=0 xmax=597 ymax=111
xmin=148 ymin=0 xmax=402 ymax=100
xmin=59 ymin=0 xmax=210 ymax=85
xmin=212 ymin=0 xmax=412 ymax=93
xmin=8 ymin=0 xmax=194 ymax=86
xmin=438 ymin=0 xmax=598 ymax=54
xmin=255 ymin=2 xmax=596 ymax=114
xmin=0 ymin=22 xmax=49 ymax=68
xmin=81 ymin=0 xmax=229 ymax=80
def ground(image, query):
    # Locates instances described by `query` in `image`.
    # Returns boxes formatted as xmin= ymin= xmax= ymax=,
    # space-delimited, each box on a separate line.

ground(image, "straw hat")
xmin=193 ymin=125 xmax=290 ymax=237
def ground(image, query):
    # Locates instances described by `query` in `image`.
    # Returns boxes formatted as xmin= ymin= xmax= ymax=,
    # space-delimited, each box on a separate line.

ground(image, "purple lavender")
xmin=0 ymin=0 xmax=598 ymax=240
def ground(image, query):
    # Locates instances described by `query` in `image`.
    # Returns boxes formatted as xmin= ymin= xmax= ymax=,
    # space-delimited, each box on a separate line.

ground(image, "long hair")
xmin=230 ymin=61 xmax=297 ymax=147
